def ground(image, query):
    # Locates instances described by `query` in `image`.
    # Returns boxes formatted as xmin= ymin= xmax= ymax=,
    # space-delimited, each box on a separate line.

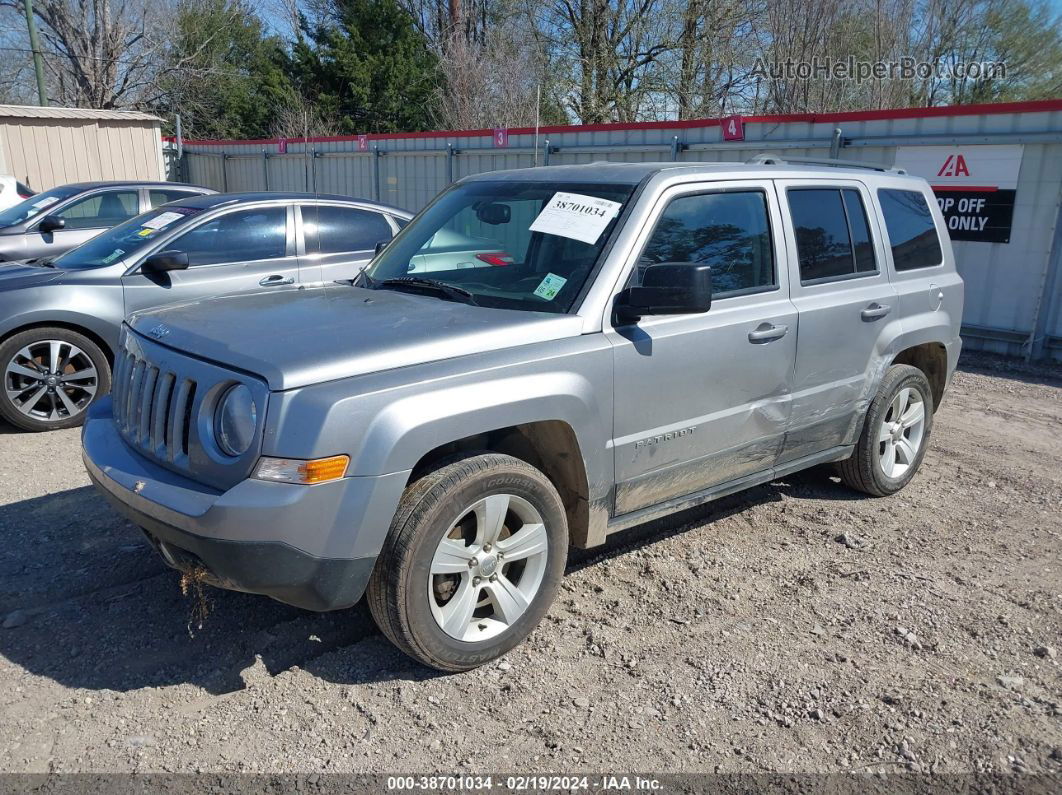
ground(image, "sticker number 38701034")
xmin=529 ymin=192 xmax=622 ymax=245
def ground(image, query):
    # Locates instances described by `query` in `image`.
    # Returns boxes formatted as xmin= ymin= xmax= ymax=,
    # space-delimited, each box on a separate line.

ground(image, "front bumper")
xmin=82 ymin=397 xmax=410 ymax=611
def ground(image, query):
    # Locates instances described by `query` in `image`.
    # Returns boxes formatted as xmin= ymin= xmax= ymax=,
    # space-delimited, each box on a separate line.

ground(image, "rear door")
xmin=298 ymin=203 xmax=397 ymax=283
xmin=608 ymin=180 xmax=797 ymax=516
xmin=122 ymin=203 xmax=299 ymax=314
xmin=775 ymin=179 xmax=900 ymax=464
xmin=23 ymin=188 xmax=140 ymax=259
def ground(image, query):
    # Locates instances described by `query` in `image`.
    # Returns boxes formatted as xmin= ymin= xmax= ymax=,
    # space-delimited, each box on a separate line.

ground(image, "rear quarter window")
xmin=878 ymin=189 xmax=944 ymax=271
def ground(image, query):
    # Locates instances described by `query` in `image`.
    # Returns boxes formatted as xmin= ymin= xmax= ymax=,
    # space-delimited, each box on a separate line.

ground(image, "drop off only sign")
xmin=894 ymin=145 xmax=1023 ymax=243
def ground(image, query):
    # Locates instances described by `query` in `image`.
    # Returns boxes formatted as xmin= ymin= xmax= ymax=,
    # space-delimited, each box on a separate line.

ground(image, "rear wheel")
xmin=367 ymin=453 xmax=568 ymax=672
xmin=0 ymin=327 xmax=110 ymax=432
xmin=837 ymin=364 xmax=933 ymax=496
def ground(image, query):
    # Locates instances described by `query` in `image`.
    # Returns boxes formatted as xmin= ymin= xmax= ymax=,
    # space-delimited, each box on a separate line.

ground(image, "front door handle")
xmin=861 ymin=302 xmax=891 ymax=321
xmin=748 ymin=322 xmax=789 ymax=343
xmin=260 ymin=274 xmax=294 ymax=287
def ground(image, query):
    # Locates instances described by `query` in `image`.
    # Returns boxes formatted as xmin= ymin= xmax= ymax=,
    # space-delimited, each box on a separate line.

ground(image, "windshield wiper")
xmin=24 ymin=256 xmax=55 ymax=268
xmin=376 ymin=277 xmax=479 ymax=306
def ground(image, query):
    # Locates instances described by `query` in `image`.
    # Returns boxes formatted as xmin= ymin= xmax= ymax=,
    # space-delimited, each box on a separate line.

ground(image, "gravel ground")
xmin=0 ymin=352 xmax=1059 ymax=775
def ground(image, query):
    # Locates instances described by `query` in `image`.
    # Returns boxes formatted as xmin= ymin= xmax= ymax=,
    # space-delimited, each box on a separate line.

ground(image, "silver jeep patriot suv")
xmin=83 ymin=159 xmax=963 ymax=671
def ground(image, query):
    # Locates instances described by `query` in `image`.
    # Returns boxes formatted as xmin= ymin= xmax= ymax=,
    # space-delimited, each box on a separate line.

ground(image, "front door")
xmin=122 ymin=204 xmax=299 ymax=315
xmin=775 ymin=180 xmax=900 ymax=463
xmin=24 ymin=188 xmax=140 ymax=259
xmin=608 ymin=181 xmax=797 ymax=516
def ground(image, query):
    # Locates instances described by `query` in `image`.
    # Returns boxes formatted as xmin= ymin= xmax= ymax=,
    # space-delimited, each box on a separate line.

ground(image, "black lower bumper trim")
xmin=89 ymin=470 xmax=376 ymax=612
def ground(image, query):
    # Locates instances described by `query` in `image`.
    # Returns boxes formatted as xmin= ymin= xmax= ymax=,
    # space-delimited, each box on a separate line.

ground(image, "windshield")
xmin=0 ymin=185 xmax=81 ymax=228
xmin=52 ymin=206 xmax=204 ymax=269
xmin=364 ymin=180 xmax=636 ymax=313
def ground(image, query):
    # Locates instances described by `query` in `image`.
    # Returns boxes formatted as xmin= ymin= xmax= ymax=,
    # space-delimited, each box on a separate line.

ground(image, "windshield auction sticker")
xmin=533 ymin=272 xmax=568 ymax=300
xmin=32 ymin=196 xmax=59 ymax=210
xmin=529 ymin=192 xmax=621 ymax=245
xmin=142 ymin=211 xmax=185 ymax=230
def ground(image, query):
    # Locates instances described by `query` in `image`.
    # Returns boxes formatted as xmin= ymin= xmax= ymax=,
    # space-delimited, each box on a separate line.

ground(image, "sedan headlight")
xmin=214 ymin=384 xmax=257 ymax=456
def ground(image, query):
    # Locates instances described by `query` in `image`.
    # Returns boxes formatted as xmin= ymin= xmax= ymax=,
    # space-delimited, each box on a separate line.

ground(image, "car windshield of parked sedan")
xmin=362 ymin=180 xmax=636 ymax=313
xmin=0 ymin=185 xmax=82 ymax=228
xmin=51 ymin=206 xmax=205 ymax=269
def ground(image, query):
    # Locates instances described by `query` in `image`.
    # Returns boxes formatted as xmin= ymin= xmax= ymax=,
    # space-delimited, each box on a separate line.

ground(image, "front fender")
xmin=262 ymin=336 xmax=614 ymax=502
xmin=0 ymin=285 xmax=123 ymax=353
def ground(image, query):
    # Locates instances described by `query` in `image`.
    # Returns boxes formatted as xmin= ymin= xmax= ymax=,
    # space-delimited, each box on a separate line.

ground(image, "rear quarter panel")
xmin=867 ymin=175 xmax=964 ymax=377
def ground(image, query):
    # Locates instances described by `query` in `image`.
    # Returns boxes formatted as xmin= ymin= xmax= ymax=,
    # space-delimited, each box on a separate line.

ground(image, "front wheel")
xmin=0 ymin=327 xmax=110 ymax=432
xmin=837 ymin=364 xmax=934 ymax=496
xmin=367 ymin=453 xmax=568 ymax=672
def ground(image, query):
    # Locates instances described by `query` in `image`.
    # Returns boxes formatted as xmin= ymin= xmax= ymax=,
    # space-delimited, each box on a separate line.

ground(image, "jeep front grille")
xmin=112 ymin=348 xmax=198 ymax=464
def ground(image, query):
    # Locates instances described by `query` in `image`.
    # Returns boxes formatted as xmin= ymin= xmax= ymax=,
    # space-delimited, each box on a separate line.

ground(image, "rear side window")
xmin=787 ymin=188 xmax=877 ymax=283
xmin=148 ymin=189 xmax=202 ymax=209
xmin=303 ymin=205 xmax=393 ymax=254
xmin=877 ymin=189 xmax=943 ymax=271
xmin=638 ymin=190 xmax=775 ymax=296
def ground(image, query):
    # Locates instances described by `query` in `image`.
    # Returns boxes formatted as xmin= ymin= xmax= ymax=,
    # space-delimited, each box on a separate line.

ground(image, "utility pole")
xmin=23 ymin=0 xmax=48 ymax=106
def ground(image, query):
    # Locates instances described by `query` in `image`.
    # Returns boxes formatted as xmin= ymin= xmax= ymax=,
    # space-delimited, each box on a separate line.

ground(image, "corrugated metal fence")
xmin=173 ymin=100 xmax=1062 ymax=360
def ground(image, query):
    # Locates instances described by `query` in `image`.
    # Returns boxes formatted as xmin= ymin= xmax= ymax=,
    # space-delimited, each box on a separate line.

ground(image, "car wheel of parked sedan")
xmin=837 ymin=364 xmax=934 ymax=497
xmin=367 ymin=452 xmax=569 ymax=672
xmin=0 ymin=327 xmax=110 ymax=432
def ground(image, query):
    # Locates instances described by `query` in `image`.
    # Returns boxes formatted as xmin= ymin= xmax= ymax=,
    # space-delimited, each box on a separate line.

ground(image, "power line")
xmin=0 ymin=45 xmax=264 ymax=77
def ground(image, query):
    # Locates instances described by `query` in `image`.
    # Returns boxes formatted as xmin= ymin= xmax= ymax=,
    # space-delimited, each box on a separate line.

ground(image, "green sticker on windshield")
xmin=101 ymin=248 xmax=124 ymax=264
xmin=533 ymin=272 xmax=567 ymax=300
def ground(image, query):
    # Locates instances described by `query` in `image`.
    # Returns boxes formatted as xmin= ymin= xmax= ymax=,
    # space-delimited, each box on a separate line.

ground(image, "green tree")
xmin=290 ymin=0 xmax=439 ymax=133
xmin=160 ymin=0 xmax=298 ymax=139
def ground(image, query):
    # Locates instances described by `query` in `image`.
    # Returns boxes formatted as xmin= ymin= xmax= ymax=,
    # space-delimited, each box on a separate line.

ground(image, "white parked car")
xmin=407 ymin=227 xmax=515 ymax=273
xmin=0 ymin=176 xmax=35 ymax=211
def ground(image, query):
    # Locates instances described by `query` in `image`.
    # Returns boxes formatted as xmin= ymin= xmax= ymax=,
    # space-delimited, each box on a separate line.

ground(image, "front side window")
xmin=788 ymin=188 xmax=877 ymax=283
xmin=0 ymin=185 xmax=81 ymax=227
xmin=636 ymin=190 xmax=775 ymax=296
xmin=53 ymin=206 xmax=204 ymax=269
xmin=878 ymin=189 xmax=943 ymax=271
xmin=55 ymin=190 xmax=139 ymax=230
xmin=303 ymin=205 xmax=393 ymax=254
xmin=162 ymin=207 xmax=287 ymax=266
xmin=364 ymin=180 xmax=635 ymax=313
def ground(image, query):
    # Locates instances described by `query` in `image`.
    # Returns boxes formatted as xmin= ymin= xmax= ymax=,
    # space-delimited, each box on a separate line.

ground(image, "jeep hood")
xmin=0 ymin=262 xmax=62 ymax=291
xmin=127 ymin=283 xmax=584 ymax=390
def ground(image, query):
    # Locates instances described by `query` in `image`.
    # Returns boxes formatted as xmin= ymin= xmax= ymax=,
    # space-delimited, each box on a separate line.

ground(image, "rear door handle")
xmin=260 ymin=274 xmax=294 ymax=287
xmin=748 ymin=322 xmax=789 ymax=343
xmin=861 ymin=302 xmax=891 ymax=321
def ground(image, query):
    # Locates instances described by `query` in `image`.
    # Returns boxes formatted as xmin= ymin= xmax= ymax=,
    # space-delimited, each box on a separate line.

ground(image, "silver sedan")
xmin=0 ymin=191 xmax=411 ymax=431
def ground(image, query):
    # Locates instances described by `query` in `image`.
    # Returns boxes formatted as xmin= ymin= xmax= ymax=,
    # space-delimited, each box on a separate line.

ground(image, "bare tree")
xmin=0 ymin=0 xmax=185 ymax=108
xmin=270 ymin=92 xmax=342 ymax=138
xmin=527 ymin=0 xmax=673 ymax=123
xmin=433 ymin=23 xmax=544 ymax=128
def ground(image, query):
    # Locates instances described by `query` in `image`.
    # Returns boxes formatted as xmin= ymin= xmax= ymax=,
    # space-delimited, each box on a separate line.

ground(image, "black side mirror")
xmin=142 ymin=251 xmax=190 ymax=273
xmin=475 ymin=203 xmax=511 ymax=225
xmin=615 ymin=263 xmax=712 ymax=321
xmin=374 ymin=239 xmax=390 ymax=256
xmin=38 ymin=215 xmax=65 ymax=233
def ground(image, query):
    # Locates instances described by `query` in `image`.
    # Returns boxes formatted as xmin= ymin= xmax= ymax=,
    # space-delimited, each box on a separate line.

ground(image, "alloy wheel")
xmin=428 ymin=493 xmax=549 ymax=642
xmin=878 ymin=387 xmax=926 ymax=478
xmin=4 ymin=340 xmax=99 ymax=422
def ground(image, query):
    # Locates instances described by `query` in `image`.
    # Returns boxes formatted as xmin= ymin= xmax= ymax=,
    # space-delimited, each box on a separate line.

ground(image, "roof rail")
xmin=747 ymin=154 xmax=906 ymax=174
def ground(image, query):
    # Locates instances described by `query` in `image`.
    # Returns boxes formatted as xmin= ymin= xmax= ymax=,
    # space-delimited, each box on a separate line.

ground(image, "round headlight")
xmin=215 ymin=384 xmax=257 ymax=457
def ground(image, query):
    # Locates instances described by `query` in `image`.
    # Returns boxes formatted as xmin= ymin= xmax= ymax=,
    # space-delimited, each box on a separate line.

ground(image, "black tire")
xmin=838 ymin=364 xmax=934 ymax=497
xmin=0 ymin=327 xmax=111 ymax=432
xmin=367 ymin=452 xmax=569 ymax=672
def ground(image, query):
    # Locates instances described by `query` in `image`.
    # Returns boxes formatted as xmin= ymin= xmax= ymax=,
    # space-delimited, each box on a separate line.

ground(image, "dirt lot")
xmin=0 ymin=352 xmax=1059 ymax=775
